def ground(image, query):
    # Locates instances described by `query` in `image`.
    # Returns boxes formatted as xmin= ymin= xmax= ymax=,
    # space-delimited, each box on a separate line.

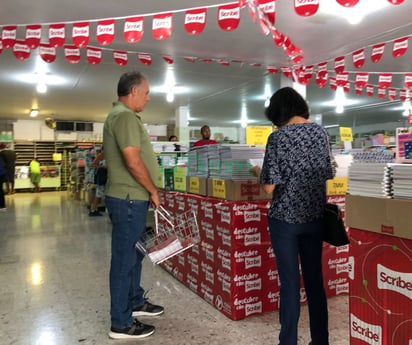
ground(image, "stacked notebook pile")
xmin=391 ymin=164 xmax=412 ymax=199
xmin=348 ymin=162 xmax=392 ymax=198
xmin=217 ymin=145 xmax=265 ymax=180
xmin=187 ymin=145 xmax=218 ymax=177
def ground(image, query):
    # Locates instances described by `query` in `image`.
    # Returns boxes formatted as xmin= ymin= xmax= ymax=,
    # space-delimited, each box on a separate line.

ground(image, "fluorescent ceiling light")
xmin=36 ymin=83 xmax=47 ymax=93
xmin=319 ymin=0 xmax=389 ymax=25
xmin=30 ymin=109 xmax=39 ymax=117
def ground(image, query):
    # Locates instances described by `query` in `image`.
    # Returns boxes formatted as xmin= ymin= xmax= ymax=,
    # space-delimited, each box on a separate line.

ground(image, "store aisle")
xmin=0 ymin=192 xmax=349 ymax=345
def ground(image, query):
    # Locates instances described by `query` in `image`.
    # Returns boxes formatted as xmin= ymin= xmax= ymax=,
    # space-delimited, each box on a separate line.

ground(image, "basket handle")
xmin=154 ymin=206 xmax=174 ymax=234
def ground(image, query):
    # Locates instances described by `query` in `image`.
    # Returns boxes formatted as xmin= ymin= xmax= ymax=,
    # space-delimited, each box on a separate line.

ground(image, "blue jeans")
xmin=105 ymin=196 xmax=148 ymax=329
xmin=268 ymin=218 xmax=329 ymax=345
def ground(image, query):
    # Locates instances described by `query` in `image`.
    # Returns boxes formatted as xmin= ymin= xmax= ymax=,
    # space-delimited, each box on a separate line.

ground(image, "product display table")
xmin=157 ymin=191 xmax=349 ymax=320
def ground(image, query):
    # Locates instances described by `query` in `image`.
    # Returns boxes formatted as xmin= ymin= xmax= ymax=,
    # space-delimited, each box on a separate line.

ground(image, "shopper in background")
xmin=0 ymin=143 xmax=17 ymax=194
xmin=168 ymin=135 xmax=178 ymax=142
xmin=29 ymin=157 xmax=41 ymax=193
xmin=0 ymin=152 xmax=6 ymax=210
xmin=192 ymin=125 xmax=218 ymax=147
xmin=89 ymin=150 xmax=106 ymax=217
xmin=251 ymin=87 xmax=334 ymax=345
xmin=103 ymin=71 xmax=164 ymax=340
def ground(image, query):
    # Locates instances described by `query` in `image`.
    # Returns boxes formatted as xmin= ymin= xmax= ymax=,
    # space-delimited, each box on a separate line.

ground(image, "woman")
xmin=255 ymin=87 xmax=334 ymax=345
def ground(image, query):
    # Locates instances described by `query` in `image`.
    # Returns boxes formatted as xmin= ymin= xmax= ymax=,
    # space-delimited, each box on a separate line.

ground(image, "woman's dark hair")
xmin=265 ymin=87 xmax=309 ymax=127
xmin=117 ymin=71 xmax=145 ymax=97
xmin=169 ymin=135 xmax=177 ymax=141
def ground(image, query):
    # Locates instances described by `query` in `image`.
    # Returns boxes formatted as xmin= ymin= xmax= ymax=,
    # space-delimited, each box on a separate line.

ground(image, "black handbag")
xmin=323 ymin=203 xmax=349 ymax=247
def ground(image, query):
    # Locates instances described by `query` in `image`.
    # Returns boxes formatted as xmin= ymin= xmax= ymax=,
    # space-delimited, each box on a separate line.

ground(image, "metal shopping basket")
xmin=135 ymin=206 xmax=201 ymax=264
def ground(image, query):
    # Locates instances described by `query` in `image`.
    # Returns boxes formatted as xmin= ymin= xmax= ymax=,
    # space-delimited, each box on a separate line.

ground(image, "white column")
xmin=175 ymin=106 xmax=189 ymax=145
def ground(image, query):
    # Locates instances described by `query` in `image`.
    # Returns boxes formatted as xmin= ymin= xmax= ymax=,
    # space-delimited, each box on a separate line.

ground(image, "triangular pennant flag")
xmin=258 ymin=0 xmax=276 ymax=25
xmin=13 ymin=40 xmax=31 ymax=61
xmin=184 ymin=8 xmax=207 ymax=35
xmin=272 ymin=29 xmax=285 ymax=47
xmin=2 ymin=25 xmax=17 ymax=48
xmin=25 ymin=25 xmax=42 ymax=49
xmin=113 ymin=51 xmax=128 ymax=66
xmin=97 ymin=19 xmax=115 ymax=46
xmin=352 ymin=49 xmax=365 ymax=69
xmin=392 ymin=36 xmax=408 ymax=58
xmin=39 ymin=43 xmax=57 ymax=63
xmin=294 ymin=0 xmax=319 ymax=16
xmin=317 ymin=62 xmax=328 ymax=79
xmin=152 ymin=13 xmax=173 ymax=40
xmin=267 ymin=66 xmax=278 ymax=74
xmin=72 ymin=22 xmax=90 ymax=48
xmin=378 ymin=87 xmax=386 ymax=99
xmin=49 ymin=23 xmax=65 ymax=48
xmin=404 ymin=73 xmax=412 ymax=89
xmin=162 ymin=56 xmax=174 ymax=64
xmin=336 ymin=0 xmax=359 ymax=7
xmin=355 ymin=72 xmax=369 ymax=88
xmin=86 ymin=47 xmax=102 ymax=65
xmin=217 ymin=3 xmax=241 ymax=31
xmin=344 ymin=83 xmax=350 ymax=93
xmin=355 ymin=85 xmax=363 ymax=96
xmin=199 ymin=58 xmax=213 ymax=63
xmin=291 ymin=55 xmax=304 ymax=64
xmin=388 ymin=88 xmax=397 ymax=101
xmin=316 ymin=70 xmax=328 ymax=88
xmin=336 ymin=72 xmax=349 ymax=87
xmin=400 ymin=89 xmax=408 ymax=102
xmin=366 ymin=85 xmax=374 ymax=97
xmin=371 ymin=43 xmax=385 ymax=63
xmin=184 ymin=56 xmax=197 ymax=63
xmin=334 ymin=56 xmax=345 ymax=74
xmin=378 ymin=73 xmax=392 ymax=89
xmin=280 ymin=66 xmax=293 ymax=78
xmin=216 ymin=59 xmax=230 ymax=66
xmin=138 ymin=53 xmax=152 ymax=65
xmin=329 ymin=77 xmax=337 ymax=91
xmin=124 ymin=17 xmax=144 ymax=43
xmin=64 ymin=45 xmax=81 ymax=64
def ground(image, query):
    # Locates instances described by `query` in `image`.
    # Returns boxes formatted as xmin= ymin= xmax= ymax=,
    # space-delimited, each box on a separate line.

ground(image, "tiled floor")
xmin=0 ymin=191 xmax=349 ymax=345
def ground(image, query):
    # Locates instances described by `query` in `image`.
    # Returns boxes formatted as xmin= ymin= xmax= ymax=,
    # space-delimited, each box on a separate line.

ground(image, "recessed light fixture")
xmin=30 ymin=109 xmax=39 ymax=117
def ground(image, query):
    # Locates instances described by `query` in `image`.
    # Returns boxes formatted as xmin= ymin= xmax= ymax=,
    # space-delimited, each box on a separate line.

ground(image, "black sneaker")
xmin=132 ymin=300 xmax=164 ymax=317
xmin=89 ymin=210 xmax=102 ymax=217
xmin=109 ymin=319 xmax=155 ymax=339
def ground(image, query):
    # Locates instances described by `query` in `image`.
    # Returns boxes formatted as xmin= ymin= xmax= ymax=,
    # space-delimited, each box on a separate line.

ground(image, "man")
xmin=103 ymin=71 xmax=164 ymax=340
xmin=29 ymin=157 xmax=41 ymax=193
xmin=192 ymin=125 xmax=218 ymax=147
xmin=0 ymin=143 xmax=17 ymax=194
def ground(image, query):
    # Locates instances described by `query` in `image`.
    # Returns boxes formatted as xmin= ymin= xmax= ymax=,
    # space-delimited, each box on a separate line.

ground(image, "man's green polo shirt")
xmin=103 ymin=102 xmax=158 ymax=200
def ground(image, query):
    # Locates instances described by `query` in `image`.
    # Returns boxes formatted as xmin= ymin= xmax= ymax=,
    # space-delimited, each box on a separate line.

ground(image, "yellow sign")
xmin=339 ymin=127 xmax=353 ymax=142
xmin=246 ymin=126 xmax=273 ymax=145
xmin=188 ymin=177 xmax=200 ymax=194
xmin=326 ymin=177 xmax=348 ymax=196
xmin=212 ymin=179 xmax=226 ymax=198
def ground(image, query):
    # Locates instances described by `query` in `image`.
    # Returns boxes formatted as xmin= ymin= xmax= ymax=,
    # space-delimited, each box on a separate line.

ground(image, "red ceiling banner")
xmin=329 ymin=77 xmax=337 ymax=91
xmin=336 ymin=72 xmax=349 ymax=87
xmin=86 ymin=47 xmax=102 ymax=65
xmin=39 ymin=43 xmax=57 ymax=63
xmin=124 ymin=17 xmax=144 ymax=43
xmin=378 ymin=73 xmax=393 ymax=89
xmin=48 ymin=23 xmax=65 ymax=48
xmin=184 ymin=8 xmax=207 ymax=35
xmin=316 ymin=69 xmax=328 ymax=88
xmin=334 ymin=56 xmax=345 ymax=74
xmin=355 ymin=72 xmax=369 ymax=88
xmin=162 ymin=56 xmax=174 ymax=64
xmin=13 ymin=41 xmax=31 ymax=61
xmin=281 ymin=66 xmax=293 ymax=78
xmin=267 ymin=66 xmax=278 ymax=74
xmin=25 ymin=25 xmax=42 ymax=49
xmin=378 ymin=87 xmax=386 ymax=99
xmin=2 ymin=25 xmax=17 ymax=48
xmin=392 ymin=36 xmax=408 ymax=57
xmin=138 ymin=53 xmax=152 ymax=65
xmin=72 ymin=22 xmax=90 ymax=48
xmin=152 ymin=13 xmax=173 ymax=40
xmin=113 ymin=51 xmax=128 ymax=66
xmin=387 ymin=0 xmax=405 ymax=4
xmin=294 ymin=0 xmax=319 ymax=17
xmin=388 ymin=88 xmax=397 ymax=101
xmin=257 ymin=0 xmax=276 ymax=34
xmin=336 ymin=0 xmax=359 ymax=7
xmin=355 ymin=85 xmax=363 ymax=96
xmin=371 ymin=43 xmax=385 ymax=63
xmin=404 ymin=73 xmax=412 ymax=90
xmin=400 ymin=89 xmax=409 ymax=101
xmin=366 ymin=85 xmax=374 ymax=97
xmin=352 ymin=49 xmax=365 ymax=68
xmin=0 ymin=39 xmax=3 ymax=54
xmin=217 ymin=3 xmax=241 ymax=31
xmin=97 ymin=19 xmax=115 ymax=46
xmin=64 ymin=45 xmax=81 ymax=64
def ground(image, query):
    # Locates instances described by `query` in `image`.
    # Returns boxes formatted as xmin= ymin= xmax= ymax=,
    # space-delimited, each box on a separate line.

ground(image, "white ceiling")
xmin=1 ymin=0 xmax=412 ymax=131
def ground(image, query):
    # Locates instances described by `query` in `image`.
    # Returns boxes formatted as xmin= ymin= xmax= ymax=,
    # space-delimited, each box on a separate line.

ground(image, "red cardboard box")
xmin=349 ymin=228 xmax=412 ymax=345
